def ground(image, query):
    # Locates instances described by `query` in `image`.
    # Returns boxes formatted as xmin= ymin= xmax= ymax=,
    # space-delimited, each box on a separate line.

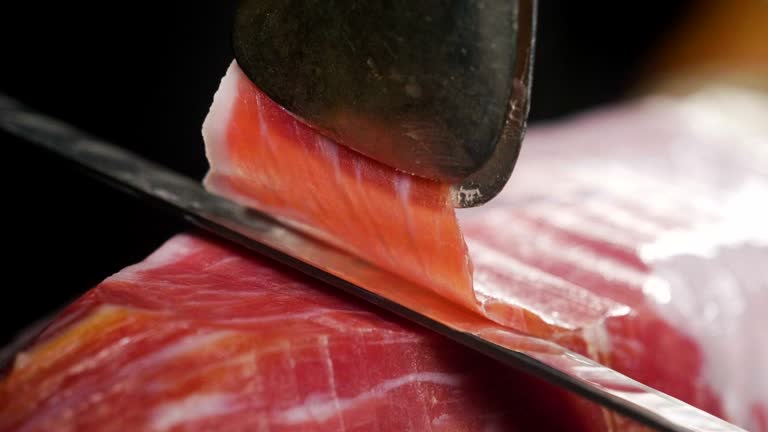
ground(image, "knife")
xmin=232 ymin=0 xmax=536 ymax=207
xmin=0 ymin=94 xmax=745 ymax=432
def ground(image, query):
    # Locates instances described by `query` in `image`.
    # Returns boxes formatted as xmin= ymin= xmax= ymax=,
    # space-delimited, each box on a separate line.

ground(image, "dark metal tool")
xmin=233 ymin=0 xmax=536 ymax=207
xmin=0 ymin=95 xmax=745 ymax=432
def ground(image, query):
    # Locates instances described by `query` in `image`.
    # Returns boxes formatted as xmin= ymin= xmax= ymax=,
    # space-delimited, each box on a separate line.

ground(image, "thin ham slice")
xmin=203 ymin=63 xmax=474 ymax=311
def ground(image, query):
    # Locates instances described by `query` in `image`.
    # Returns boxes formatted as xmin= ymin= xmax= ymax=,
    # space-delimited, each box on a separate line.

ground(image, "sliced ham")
xmin=202 ymin=63 xmax=768 ymax=430
xmin=203 ymin=63 xmax=474 ymax=311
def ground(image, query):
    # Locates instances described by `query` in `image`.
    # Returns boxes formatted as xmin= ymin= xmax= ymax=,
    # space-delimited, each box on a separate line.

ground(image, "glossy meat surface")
xmin=0 ymin=234 xmax=612 ymax=431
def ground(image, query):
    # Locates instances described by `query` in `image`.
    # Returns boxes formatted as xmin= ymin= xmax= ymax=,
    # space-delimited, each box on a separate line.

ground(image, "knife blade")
xmin=0 ymin=94 xmax=744 ymax=432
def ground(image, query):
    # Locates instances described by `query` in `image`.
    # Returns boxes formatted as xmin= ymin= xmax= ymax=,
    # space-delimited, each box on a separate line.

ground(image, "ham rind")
xmin=0 ymin=234 xmax=623 ymax=432
xmin=203 ymin=62 xmax=767 ymax=431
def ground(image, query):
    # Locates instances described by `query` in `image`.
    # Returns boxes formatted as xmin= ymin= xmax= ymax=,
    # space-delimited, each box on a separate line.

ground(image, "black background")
xmin=1 ymin=1 xmax=693 ymax=345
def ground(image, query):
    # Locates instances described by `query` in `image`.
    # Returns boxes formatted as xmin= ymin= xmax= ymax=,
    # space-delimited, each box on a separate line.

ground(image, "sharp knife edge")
xmin=0 ymin=94 xmax=745 ymax=432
